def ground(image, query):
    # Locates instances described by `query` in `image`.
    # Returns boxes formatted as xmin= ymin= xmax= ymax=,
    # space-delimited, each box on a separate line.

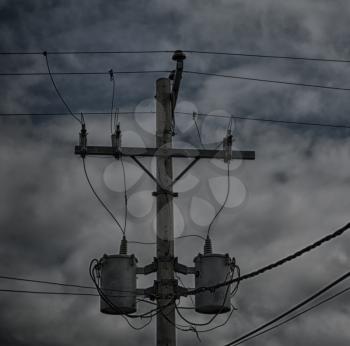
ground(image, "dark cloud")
xmin=1 ymin=1 xmax=350 ymax=345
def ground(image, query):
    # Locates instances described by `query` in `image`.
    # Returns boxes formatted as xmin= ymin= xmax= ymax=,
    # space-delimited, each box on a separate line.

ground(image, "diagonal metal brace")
xmin=131 ymin=156 xmax=178 ymax=196
xmin=171 ymin=157 xmax=200 ymax=188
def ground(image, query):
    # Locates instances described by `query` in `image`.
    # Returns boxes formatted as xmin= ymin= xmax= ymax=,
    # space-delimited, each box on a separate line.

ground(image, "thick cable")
xmin=223 ymin=270 xmax=350 ymax=346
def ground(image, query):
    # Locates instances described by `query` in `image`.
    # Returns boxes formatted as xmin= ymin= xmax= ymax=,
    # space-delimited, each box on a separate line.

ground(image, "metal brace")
xmin=136 ymin=259 xmax=157 ymax=275
xmin=174 ymin=258 xmax=196 ymax=275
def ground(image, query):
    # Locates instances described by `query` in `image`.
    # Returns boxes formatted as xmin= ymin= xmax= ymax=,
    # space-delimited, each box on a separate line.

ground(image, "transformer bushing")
xmin=194 ymin=253 xmax=232 ymax=314
xmin=99 ymin=254 xmax=137 ymax=315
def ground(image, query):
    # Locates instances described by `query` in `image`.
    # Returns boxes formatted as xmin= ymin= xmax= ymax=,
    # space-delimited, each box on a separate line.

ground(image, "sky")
xmin=0 ymin=0 xmax=350 ymax=345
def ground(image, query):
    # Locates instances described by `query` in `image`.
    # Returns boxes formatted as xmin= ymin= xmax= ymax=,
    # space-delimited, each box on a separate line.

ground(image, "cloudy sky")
xmin=1 ymin=0 xmax=350 ymax=345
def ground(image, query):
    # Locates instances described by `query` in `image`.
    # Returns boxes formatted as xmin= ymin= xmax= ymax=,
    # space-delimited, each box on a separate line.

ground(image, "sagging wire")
xmin=109 ymin=69 xmax=120 ymax=134
xmin=120 ymin=156 xmax=128 ymax=233
xmin=109 ymin=69 xmax=115 ymax=134
xmin=223 ymin=269 xmax=350 ymax=346
xmin=230 ymin=285 xmax=350 ymax=346
xmin=206 ymin=161 xmax=231 ymax=239
xmin=192 ymin=111 xmax=205 ymax=149
xmin=188 ymin=221 xmax=350 ymax=296
xmin=43 ymin=51 xmax=81 ymax=124
xmin=206 ymin=116 xmax=234 ymax=240
xmin=82 ymin=157 xmax=125 ymax=236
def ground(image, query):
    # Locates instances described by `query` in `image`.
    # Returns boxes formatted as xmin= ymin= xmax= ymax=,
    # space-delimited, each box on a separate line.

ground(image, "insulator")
xmin=79 ymin=124 xmax=87 ymax=157
xmin=204 ymin=236 xmax=213 ymax=255
xmin=223 ymin=129 xmax=233 ymax=163
xmin=119 ymin=235 xmax=127 ymax=255
xmin=111 ymin=124 xmax=122 ymax=158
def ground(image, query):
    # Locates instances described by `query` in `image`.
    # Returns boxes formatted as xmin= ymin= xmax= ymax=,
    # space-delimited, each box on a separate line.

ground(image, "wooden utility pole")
xmin=155 ymin=77 xmax=176 ymax=346
xmin=75 ymin=50 xmax=255 ymax=346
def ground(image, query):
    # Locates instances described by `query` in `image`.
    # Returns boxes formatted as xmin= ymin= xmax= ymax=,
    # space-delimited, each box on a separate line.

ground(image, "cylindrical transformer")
xmin=99 ymin=254 xmax=137 ymax=315
xmin=194 ymin=253 xmax=232 ymax=314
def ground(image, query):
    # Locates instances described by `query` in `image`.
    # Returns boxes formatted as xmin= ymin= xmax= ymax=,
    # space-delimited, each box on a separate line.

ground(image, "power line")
xmin=82 ymin=157 xmax=125 ymax=235
xmin=43 ymin=52 xmax=81 ymax=124
xmin=231 ymin=285 xmax=350 ymax=346
xmin=0 ymin=288 xmax=99 ymax=296
xmin=223 ymin=270 xmax=350 ymax=346
xmin=190 ymin=112 xmax=350 ymax=130
xmin=188 ymin=222 xmax=350 ymax=295
xmin=0 ymin=70 xmax=170 ymax=76
xmin=184 ymin=70 xmax=350 ymax=92
xmin=2 ymin=110 xmax=350 ymax=130
xmin=207 ymin=162 xmax=231 ymax=238
xmin=3 ymin=67 xmax=350 ymax=92
xmin=1 ymin=49 xmax=350 ymax=63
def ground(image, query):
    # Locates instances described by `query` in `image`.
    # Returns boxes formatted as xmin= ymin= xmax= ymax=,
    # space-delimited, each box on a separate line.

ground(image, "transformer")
xmin=194 ymin=253 xmax=232 ymax=314
xmin=99 ymin=254 xmax=137 ymax=315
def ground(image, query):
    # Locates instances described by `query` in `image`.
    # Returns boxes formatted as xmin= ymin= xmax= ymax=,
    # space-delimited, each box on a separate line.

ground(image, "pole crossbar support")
xmin=75 ymin=145 xmax=255 ymax=160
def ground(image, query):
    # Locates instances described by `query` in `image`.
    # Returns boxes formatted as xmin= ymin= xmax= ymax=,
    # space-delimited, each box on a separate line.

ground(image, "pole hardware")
xmin=79 ymin=123 xmax=87 ymax=158
xmin=111 ymin=123 xmax=122 ymax=159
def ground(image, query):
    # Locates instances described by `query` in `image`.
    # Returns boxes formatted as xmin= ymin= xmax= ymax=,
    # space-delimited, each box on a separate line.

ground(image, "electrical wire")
xmin=189 ymin=221 xmax=350 ymax=295
xmin=3 ymin=49 xmax=350 ymax=63
xmin=120 ymin=156 xmax=128 ymax=233
xmin=192 ymin=113 xmax=205 ymax=149
xmin=4 ymin=65 xmax=350 ymax=92
xmin=109 ymin=69 xmax=116 ymax=134
xmin=184 ymin=70 xmax=350 ymax=92
xmin=43 ymin=52 xmax=81 ymax=124
xmin=3 ymin=222 xmax=347 ymax=298
xmin=231 ymin=285 xmax=350 ymax=346
xmin=0 ymin=274 xmax=138 ymax=294
xmin=223 ymin=270 xmax=350 ymax=346
xmin=0 ymin=288 xmax=99 ymax=296
xmin=2 ymin=110 xmax=350 ymax=130
xmin=207 ymin=162 xmax=231 ymax=238
xmin=82 ymin=157 xmax=125 ymax=235
xmin=0 ymin=70 xmax=171 ymax=76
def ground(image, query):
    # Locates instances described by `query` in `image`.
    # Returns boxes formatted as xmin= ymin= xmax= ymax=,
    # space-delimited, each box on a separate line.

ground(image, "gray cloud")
xmin=1 ymin=0 xmax=350 ymax=345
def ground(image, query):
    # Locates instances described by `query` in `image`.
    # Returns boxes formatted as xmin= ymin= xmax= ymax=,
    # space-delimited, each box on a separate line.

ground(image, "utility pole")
xmin=155 ymin=77 xmax=176 ymax=346
xmin=75 ymin=50 xmax=255 ymax=346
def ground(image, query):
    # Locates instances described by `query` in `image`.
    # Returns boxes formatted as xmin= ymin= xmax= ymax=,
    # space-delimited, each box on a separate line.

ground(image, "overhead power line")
xmin=43 ymin=51 xmax=81 ymax=124
xmin=1 ymin=223 xmax=349 ymax=299
xmin=1 ymin=49 xmax=350 ymax=63
xmin=231 ymin=285 xmax=350 ymax=346
xmin=223 ymin=270 xmax=350 ymax=346
xmin=0 ymin=70 xmax=170 ymax=76
xmin=82 ymin=157 xmax=125 ymax=235
xmin=3 ymin=68 xmax=350 ymax=92
xmin=183 ymin=70 xmax=350 ymax=92
xmin=1 ymin=111 xmax=350 ymax=130
xmin=188 ymin=222 xmax=350 ymax=295
xmin=0 ymin=288 xmax=99 ymax=296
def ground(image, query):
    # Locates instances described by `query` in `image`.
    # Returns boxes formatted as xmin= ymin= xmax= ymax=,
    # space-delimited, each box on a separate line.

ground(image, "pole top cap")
xmin=172 ymin=50 xmax=186 ymax=61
